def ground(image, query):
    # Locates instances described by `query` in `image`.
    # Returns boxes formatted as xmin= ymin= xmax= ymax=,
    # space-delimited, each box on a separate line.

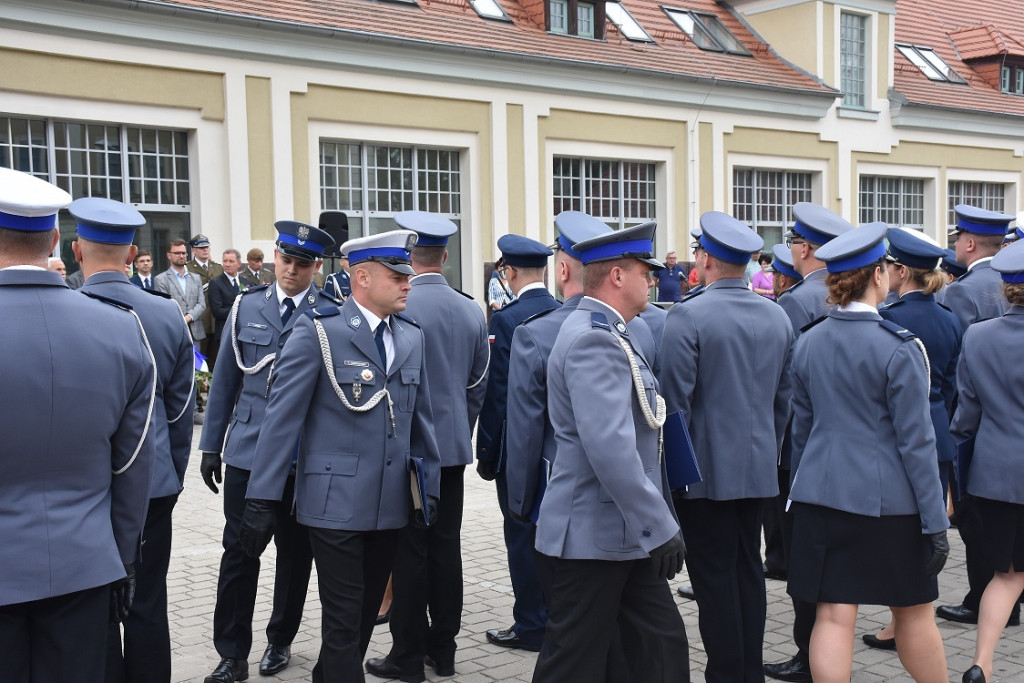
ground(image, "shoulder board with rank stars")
xmin=306 ymin=306 xmax=341 ymax=319
xmin=522 ymin=307 xmax=557 ymax=325
xmin=394 ymin=312 xmax=420 ymax=328
xmin=242 ymin=283 xmax=270 ymax=295
xmin=799 ymin=314 xmax=827 ymax=334
xmin=144 ymin=288 xmax=173 ymax=300
xmin=80 ymin=290 xmax=134 ymax=311
xmin=877 ymin=319 xmax=917 ymax=341
xmin=590 ymin=311 xmax=611 ymax=331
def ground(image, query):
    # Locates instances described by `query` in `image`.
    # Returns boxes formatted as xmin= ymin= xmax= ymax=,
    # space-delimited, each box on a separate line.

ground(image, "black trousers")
xmin=213 ymin=466 xmax=312 ymax=659
xmin=495 ymin=469 xmax=547 ymax=647
xmin=532 ymin=553 xmax=689 ymax=683
xmin=388 ymin=465 xmax=465 ymax=672
xmin=106 ymin=494 xmax=178 ymax=683
xmin=308 ymin=528 xmax=399 ymax=683
xmin=676 ymin=497 xmax=766 ymax=683
xmin=0 ymin=584 xmax=110 ymax=683
xmin=762 ymin=469 xmax=790 ymax=574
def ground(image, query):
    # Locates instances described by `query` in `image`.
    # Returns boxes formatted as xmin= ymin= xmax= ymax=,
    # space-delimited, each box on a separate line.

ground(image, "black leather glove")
xmin=649 ymin=532 xmax=686 ymax=580
xmin=509 ymin=508 xmax=531 ymax=524
xmin=201 ymin=452 xmax=222 ymax=494
xmin=110 ymin=563 xmax=136 ymax=623
xmin=924 ymin=530 xmax=949 ymax=577
xmin=413 ymin=496 xmax=439 ymax=529
xmin=476 ymin=459 xmax=497 ymax=482
xmin=239 ymin=499 xmax=277 ymax=558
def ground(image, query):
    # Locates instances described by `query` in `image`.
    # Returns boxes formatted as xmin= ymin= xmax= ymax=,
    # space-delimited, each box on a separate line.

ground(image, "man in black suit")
xmin=208 ymin=249 xmax=245 ymax=368
xmin=130 ymin=249 xmax=156 ymax=290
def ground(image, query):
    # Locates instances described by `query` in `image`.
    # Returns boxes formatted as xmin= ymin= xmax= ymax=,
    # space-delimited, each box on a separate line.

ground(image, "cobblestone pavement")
xmin=168 ymin=425 xmax=1024 ymax=681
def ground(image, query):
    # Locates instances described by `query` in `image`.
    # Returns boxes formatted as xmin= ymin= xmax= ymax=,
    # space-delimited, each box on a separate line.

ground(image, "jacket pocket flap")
xmin=303 ymin=452 xmax=359 ymax=476
xmin=400 ymin=367 xmax=420 ymax=385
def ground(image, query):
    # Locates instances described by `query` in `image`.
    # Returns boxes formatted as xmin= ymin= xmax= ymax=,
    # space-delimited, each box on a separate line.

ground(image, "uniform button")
xmin=386 ymin=459 xmax=392 ymax=466
xmin=278 ymin=341 xmax=285 ymax=349
xmin=642 ymin=529 xmax=651 ymax=537
xmin=325 ymin=464 xmax=331 ymax=471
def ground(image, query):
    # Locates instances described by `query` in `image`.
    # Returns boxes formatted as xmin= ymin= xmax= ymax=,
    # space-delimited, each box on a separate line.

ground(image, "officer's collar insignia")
xmin=614 ymin=320 xmax=627 ymax=334
xmin=351 ymin=316 xmax=361 ymax=328
xmin=297 ymin=225 xmax=310 ymax=244
xmin=265 ymin=288 xmax=273 ymax=300
xmin=307 ymin=293 xmax=316 ymax=305
xmin=361 ymin=368 xmax=374 ymax=382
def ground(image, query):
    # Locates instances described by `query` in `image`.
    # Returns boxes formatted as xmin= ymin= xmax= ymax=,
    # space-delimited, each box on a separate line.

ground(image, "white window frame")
xmin=839 ymin=11 xmax=870 ymax=109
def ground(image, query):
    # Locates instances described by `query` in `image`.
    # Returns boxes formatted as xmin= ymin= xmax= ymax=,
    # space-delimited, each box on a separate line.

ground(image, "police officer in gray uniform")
xmin=241 ymin=230 xmax=441 ymax=683
xmin=366 ymin=212 xmax=488 ymax=682
xmin=533 ymin=222 xmax=689 ymax=683
xmin=764 ymin=202 xmax=853 ymax=683
xmin=72 ymin=197 xmax=196 ymax=683
xmin=199 ymin=221 xmax=340 ymax=682
xmin=0 ymin=168 xmax=155 ymax=682
xmin=659 ymin=212 xmax=793 ymax=683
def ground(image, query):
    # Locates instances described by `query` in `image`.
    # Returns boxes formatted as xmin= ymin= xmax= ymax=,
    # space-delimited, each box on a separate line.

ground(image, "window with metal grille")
xmin=840 ymin=12 xmax=868 ymax=108
xmin=858 ymin=176 xmax=925 ymax=228
xmin=948 ymin=181 xmax=1006 ymax=231
xmin=1 ymin=113 xmax=192 ymax=274
xmin=552 ymin=156 xmax=657 ymax=230
xmin=320 ymin=141 xmax=463 ymax=287
xmin=732 ymin=168 xmax=813 ymax=248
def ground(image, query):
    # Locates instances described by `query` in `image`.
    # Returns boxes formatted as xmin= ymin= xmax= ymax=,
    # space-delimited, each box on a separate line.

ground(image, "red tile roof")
xmin=894 ymin=0 xmax=1024 ymax=117
xmin=127 ymin=0 xmax=833 ymax=96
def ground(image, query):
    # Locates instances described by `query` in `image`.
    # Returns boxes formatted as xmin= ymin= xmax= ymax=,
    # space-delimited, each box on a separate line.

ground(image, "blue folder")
xmin=953 ymin=436 xmax=975 ymax=501
xmin=664 ymin=411 xmax=702 ymax=491
xmin=409 ymin=455 xmax=432 ymax=526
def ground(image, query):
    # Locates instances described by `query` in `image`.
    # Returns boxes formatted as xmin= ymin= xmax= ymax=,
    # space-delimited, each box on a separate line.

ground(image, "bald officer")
xmin=533 ymin=222 xmax=689 ymax=683
xmin=0 ymin=168 xmax=155 ymax=682
xmin=764 ymin=202 xmax=853 ymax=683
xmin=477 ymin=234 xmax=559 ymax=652
xmin=366 ymin=213 xmax=488 ymax=682
xmin=199 ymin=221 xmax=340 ymax=682
xmin=241 ymin=230 xmax=440 ymax=683
xmin=659 ymin=212 xmax=793 ymax=682
xmin=73 ymin=198 xmax=196 ymax=683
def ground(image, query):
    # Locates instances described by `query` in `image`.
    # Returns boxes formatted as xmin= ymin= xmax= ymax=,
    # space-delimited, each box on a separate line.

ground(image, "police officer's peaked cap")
xmin=771 ymin=243 xmax=801 ymax=280
xmin=815 ymin=221 xmax=888 ymax=274
xmin=698 ymin=211 xmax=764 ymax=265
xmin=0 ymin=167 xmax=71 ymax=232
xmin=275 ymin=220 xmax=335 ymax=262
xmin=886 ymin=227 xmax=945 ymax=270
xmin=790 ymin=203 xmax=855 ymax=245
xmin=553 ymin=211 xmax=613 ymax=260
xmin=70 ymin=197 xmax=145 ymax=245
xmin=573 ymin=221 xmax=663 ymax=269
xmin=941 ymin=249 xmax=968 ymax=279
xmin=991 ymin=239 xmax=1024 ymax=284
xmin=394 ymin=211 xmax=458 ymax=247
xmin=953 ymin=204 xmax=1014 ymax=237
xmin=342 ymin=229 xmax=417 ymax=275
xmin=497 ymin=234 xmax=553 ymax=268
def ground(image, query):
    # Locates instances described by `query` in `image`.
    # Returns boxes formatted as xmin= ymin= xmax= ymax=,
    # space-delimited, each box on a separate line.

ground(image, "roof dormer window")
xmin=896 ymin=44 xmax=966 ymax=84
xmin=469 ymin=0 xmax=512 ymax=21
xmin=1001 ymin=65 xmax=1024 ymax=94
xmin=662 ymin=7 xmax=749 ymax=55
xmin=605 ymin=3 xmax=653 ymax=42
xmin=548 ymin=0 xmax=605 ymax=39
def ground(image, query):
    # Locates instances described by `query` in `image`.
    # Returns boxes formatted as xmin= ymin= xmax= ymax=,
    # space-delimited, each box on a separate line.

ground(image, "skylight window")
xmin=663 ymin=8 xmax=749 ymax=55
xmin=896 ymin=44 xmax=966 ymax=84
xmin=469 ymin=0 xmax=511 ymax=21
xmin=606 ymin=3 xmax=654 ymax=43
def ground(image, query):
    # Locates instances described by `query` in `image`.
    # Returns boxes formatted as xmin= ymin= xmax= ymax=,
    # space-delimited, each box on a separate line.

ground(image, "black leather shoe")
xmin=676 ymin=584 xmax=696 ymax=600
xmin=861 ymin=633 xmax=896 ymax=650
xmin=365 ymin=657 xmax=425 ymax=683
xmin=763 ymin=563 xmax=787 ymax=581
xmin=763 ymin=657 xmax=812 ymax=682
xmin=937 ymin=604 xmax=979 ymax=624
xmin=259 ymin=644 xmax=290 ymax=676
xmin=205 ymin=658 xmax=249 ymax=683
xmin=963 ymin=665 xmax=986 ymax=683
xmin=486 ymin=627 xmax=542 ymax=652
xmin=425 ymin=655 xmax=456 ymax=677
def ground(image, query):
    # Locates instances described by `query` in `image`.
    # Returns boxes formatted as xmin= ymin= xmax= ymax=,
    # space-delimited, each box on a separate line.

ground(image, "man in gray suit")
xmin=155 ymin=237 xmax=206 ymax=342
xmin=366 ymin=212 xmax=489 ymax=682
xmin=72 ymin=197 xmax=196 ymax=683
xmin=0 ymin=167 xmax=155 ymax=682
xmin=659 ymin=212 xmax=793 ymax=682
xmin=533 ymin=222 xmax=689 ymax=683
xmin=240 ymin=230 xmax=441 ymax=683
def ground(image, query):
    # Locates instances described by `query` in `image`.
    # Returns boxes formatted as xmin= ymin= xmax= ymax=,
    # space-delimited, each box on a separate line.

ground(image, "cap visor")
xmin=276 ymin=243 xmax=319 ymax=261
xmin=381 ymin=261 xmax=416 ymax=276
xmin=639 ymin=256 xmax=665 ymax=269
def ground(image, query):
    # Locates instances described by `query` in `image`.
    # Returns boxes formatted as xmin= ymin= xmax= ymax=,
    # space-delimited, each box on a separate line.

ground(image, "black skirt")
xmin=787 ymin=503 xmax=938 ymax=607
xmin=974 ymin=496 xmax=1024 ymax=573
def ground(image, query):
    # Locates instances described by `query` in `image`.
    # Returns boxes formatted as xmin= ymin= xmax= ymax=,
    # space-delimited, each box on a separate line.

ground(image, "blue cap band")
xmin=1016 ymin=227 xmax=1024 ymax=240
xmin=1000 ymin=271 xmax=1024 ymax=284
xmin=792 ymin=220 xmax=833 ymax=245
xmin=579 ymin=238 xmax=654 ymax=265
xmin=0 ymin=210 xmax=56 ymax=232
xmin=825 ymin=241 xmax=887 ymax=273
xmin=957 ymin=217 xmax=1010 ymax=236
xmin=557 ymin=234 xmax=583 ymax=260
xmin=888 ymin=247 xmax=942 ymax=270
xmin=773 ymin=262 xmax=801 ymax=280
xmin=277 ymin=233 xmax=325 ymax=254
xmin=348 ymin=247 xmax=410 ymax=264
xmin=76 ymin=222 xmax=137 ymax=245
xmin=414 ymin=233 xmax=449 ymax=247
xmin=699 ymin=234 xmax=751 ymax=265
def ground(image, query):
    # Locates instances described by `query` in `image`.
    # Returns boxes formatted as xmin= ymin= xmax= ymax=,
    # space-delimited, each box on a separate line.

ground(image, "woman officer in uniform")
xmin=955 ymin=239 xmax=1024 ymax=683
xmin=786 ymin=222 xmax=950 ymax=683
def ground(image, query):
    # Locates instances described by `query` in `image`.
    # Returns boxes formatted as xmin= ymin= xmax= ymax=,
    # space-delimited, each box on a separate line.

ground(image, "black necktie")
xmin=232 ymin=278 xmax=240 ymax=293
xmin=281 ymin=298 xmax=295 ymax=326
xmin=374 ymin=322 xmax=388 ymax=369
xmin=144 ymin=277 xmax=150 ymax=290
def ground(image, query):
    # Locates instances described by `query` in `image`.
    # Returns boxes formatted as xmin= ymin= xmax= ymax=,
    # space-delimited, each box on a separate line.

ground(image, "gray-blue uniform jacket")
xmin=199 ymin=283 xmax=339 ymax=469
xmin=505 ymin=294 xmax=657 ymax=521
xmin=777 ymin=268 xmax=830 ymax=338
xmin=951 ymin=305 xmax=1024 ymax=503
xmin=0 ymin=269 xmax=155 ymax=605
xmin=658 ymin=279 xmax=793 ymax=500
xmin=246 ymin=297 xmax=441 ymax=531
xmin=638 ymin=303 xmax=667 ymax=354
xmin=788 ymin=309 xmax=948 ymax=534
xmin=942 ymin=259 xmax=1009 ymax=332
xmin=82 ymin=271 xmax=195 ymax=498
xmin=535 ymin=297 xmax=678 ymax=560
xmin=404 ymin=273 xmax=489 ymax=468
